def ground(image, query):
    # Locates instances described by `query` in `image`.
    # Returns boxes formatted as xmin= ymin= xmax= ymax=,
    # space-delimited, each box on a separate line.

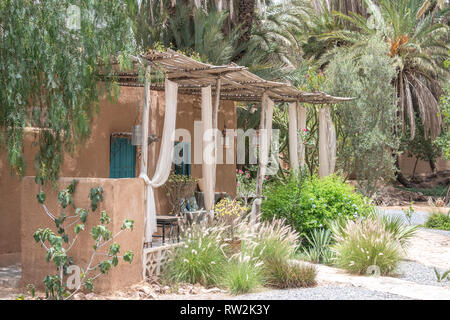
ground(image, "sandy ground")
xmin=406 ymin=229 xmax=450 ymax=270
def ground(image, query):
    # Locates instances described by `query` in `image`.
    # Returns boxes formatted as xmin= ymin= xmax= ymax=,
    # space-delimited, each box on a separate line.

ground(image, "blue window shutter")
xmin=110 ymin=137 xmax=136 ymax=178
xmin=174 ymin=142 xmax=191 ymax=176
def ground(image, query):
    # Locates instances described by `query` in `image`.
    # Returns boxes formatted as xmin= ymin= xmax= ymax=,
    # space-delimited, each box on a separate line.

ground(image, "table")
xmin=152 ymin=215 xmax=180 ymax=246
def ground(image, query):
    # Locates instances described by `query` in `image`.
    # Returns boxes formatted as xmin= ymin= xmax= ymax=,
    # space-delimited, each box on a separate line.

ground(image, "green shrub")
xmin=264 ymin=258 xmax=317 ymax=289
xmin=332 ymin=217 xmax=402 ymax=275
xmin=301 ymin=229 xmax=335 ymax=265
xmin=222 ymin=256 xmax=265 ymax=295
xmin=262 ymin=174 xmax=373 ymax=238
xmin=164 ymin=224 xmax=227 ymax=287
xmin=425 ymin=211 xmax=450 ymax=231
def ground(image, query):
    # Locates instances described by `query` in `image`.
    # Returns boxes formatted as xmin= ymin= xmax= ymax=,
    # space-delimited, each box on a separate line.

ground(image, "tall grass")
xmin=163 ymin=223 xmax=227 ymax=287
xmin=332 ymin=217 xmax=403 ymax=275
xmin=222 ymin=254 xmax=265 ymax=295
xmin=238 ymin=215 xmax=317 ymax=289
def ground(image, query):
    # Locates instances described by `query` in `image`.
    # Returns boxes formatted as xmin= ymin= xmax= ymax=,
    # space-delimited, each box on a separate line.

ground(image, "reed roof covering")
xmin=109 ymin=49 xmax=352 ymax=104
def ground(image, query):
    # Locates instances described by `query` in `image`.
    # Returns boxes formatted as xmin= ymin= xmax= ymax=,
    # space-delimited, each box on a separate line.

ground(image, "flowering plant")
xmin=236 ymin=169 xmax=256 ymax=204
xmin=214 ymin=198 xmax=247 ymax=241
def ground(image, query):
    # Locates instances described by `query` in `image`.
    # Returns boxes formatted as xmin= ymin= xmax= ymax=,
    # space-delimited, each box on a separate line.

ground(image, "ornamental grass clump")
xmin=222 ymin=252 xmax=265 ymax=295
xmin=163 ymin=223 xmax=228 ymax=287
xmin=264 ymin=258 xmax=317 ymax=289
xmin=332 ymin=217 xmax=402 ymax=275
xmin=239 ymin=216 xmax=317 ymax=289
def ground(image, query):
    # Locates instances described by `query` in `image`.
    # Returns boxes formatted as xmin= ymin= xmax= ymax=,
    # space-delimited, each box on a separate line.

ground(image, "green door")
xmin=110 ymin=137 xmax=136 ymax=178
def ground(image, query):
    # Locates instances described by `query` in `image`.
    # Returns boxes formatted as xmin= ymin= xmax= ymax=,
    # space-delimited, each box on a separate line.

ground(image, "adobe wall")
xmin=0 ymin=86 xmax=237 ymax=261
xmin=398 ymin=154 xmax=450 ymax=177
xmin=21 ymin=177 xmax=144 ymax=293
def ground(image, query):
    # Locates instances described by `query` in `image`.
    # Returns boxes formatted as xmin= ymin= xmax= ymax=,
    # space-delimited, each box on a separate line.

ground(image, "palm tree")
xmin=311 ymin=0 xmax=449 ymax=186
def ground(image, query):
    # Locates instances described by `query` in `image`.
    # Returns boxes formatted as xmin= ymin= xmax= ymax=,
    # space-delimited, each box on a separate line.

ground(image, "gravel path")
xmin=236 ymin=285 xmax=412 ymax=300
xmin=419 ymin=227 xmax=450 ymax=238
xmin=393 ymin=261 xmax=449 ymax=287
xmin=379 ymin=208 xmax=431 ymax=225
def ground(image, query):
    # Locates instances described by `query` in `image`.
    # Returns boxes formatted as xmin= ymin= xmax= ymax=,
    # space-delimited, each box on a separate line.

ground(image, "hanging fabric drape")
xmin=252 ymin=93 xmax=274 ymax=220
xmin=202 ymin=86 xmax=215 ymax=213
xmin=288 ymin=102 xmax=299 ymax=173
xmin=318 ymin=105 xmax=336 ymax=177
xmin=141 ymin=79 xmax=178 ymax=243
xmin=297 ymin=104 xmax=307 ymax=168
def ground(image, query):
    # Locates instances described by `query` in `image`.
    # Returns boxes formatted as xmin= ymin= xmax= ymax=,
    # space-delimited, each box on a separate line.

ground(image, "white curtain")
xmin=202 ymin=86 xmax=215 ymax=212
xmin=297 ymin=104 xmax=307 ymax=168
xmin=288 ymin=102 xmax=299 ymax=172
xmin=259 ymin=94 xmax=274 ymax=180
xmin=251 ymin=94 xmax=274 ymax=220
xmin=319 ymin=106 xmax=336 ymax=177
xmin=142 ymin=79 xmax=178 ymax=243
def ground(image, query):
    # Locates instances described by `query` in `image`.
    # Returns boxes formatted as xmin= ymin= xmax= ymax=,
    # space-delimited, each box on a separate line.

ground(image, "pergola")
xmin=108 ymin=49 xmax=351 ymax=243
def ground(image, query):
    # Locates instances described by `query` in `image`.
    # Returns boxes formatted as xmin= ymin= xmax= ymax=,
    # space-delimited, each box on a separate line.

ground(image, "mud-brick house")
xmin=0 ymin=50 xmax=349 ymax=292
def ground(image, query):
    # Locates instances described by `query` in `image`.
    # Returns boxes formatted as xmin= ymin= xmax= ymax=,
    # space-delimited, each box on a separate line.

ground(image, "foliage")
xmin=214 ymin=198 xmax=247 ymax=241
xmin=236 ymin=168 xmax=257 ymax=203
xmin=331 ymin=216 xmax=404 ymax=275
xmin=261 ymin=173 xmax=373 ymax=238
xmin=325 ymin=35 xmax=399 ymax=196
xmin=435 ymin=85 xmax=450 ymax=160
xmin=434 ymin=268 xmax=450 ymax=283
xmin=399 ymin=185 xmax=448 ymax=198
xmin=33 ymin=181 xmax=134 ymax=300
xmin=378 ymin=213 xmax=418 ymax=248
xmin=0 ymin=0 xmax=135 ymax=183
xmin=301 ymin=228 xmax=335 ymax=265
xmin=164 ymin=223 xmax=227 ymax=287
xmin=164 ymin=174 xmax=198 ymax=215
xmin=264 ymin=258 xmax=317 ymax=289
xmin=320 ymin=0 xmax=448 ymax=141
xmin=238 ymin=215 xmax=316 ymax=289
xmin=222 ymin=254 xmax=265 ymax=295
xmin=424 ymin=210 xmax=450 ymax=231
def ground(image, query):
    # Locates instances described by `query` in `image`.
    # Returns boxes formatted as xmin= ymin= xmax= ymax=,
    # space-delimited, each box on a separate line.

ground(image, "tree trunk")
xmin=395 ymin=155 xmax=413 ymax=188
xmin=234 ymin=0 xmax=255 ymax=61
xmin=429 ymin=159 xmax=437 ymax=173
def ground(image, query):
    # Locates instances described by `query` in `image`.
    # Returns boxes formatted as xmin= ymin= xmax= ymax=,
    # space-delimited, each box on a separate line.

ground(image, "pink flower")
xmin=238 ymin=169 xmax=244 ymax=174
xmin=303 ymin=128 xmax=307 ymax=132
xmin=247 ymin=174 xmax=250 ymax=178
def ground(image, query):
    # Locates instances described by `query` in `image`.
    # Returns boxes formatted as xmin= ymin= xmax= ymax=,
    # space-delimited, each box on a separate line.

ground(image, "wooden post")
xmin=297 ymin=104 xmax=307 ymax=168
xmin=319 ymin=107 xmax=328 ymax=177
xmin=141 ymin=64 xmax=151 ymax=279
xmin=254 ymin=93 xmax=268 ymax=219
xmin=288 ymin=102 xmax=299 ymax=173
xmin=141 ymin=64 xmax=151 ymax=177
xmin=318 ymin=105 xmax=336 ymax=177
xmin=212 ymin=78 xmax=221 ymax=191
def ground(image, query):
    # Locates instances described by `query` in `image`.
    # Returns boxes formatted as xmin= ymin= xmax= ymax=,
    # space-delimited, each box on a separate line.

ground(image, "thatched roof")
xmin=107 ymin=49 xmax=352 ymax=104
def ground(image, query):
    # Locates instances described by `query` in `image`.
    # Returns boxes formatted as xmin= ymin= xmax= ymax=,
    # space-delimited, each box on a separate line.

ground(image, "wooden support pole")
xmin=297 ymin=104 xmax=307 ymax=168
xmin=319 ymin=107 xmax=328 ymax=177
xmin=288 ymin=102 xmax=299 ymax=173
xmin=141 ymin=65 xmax=151 ymax=176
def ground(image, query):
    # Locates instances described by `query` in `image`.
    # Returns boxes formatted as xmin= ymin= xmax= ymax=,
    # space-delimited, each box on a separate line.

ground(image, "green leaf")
xmin=76 ymin=208 xmax=88 ymax=223
xmin=36 ymin=192 xmax=46 ymax=204
xmin=121 ymin=219 xmax=134 ymax=231
xmin=74 ymin=224 xmax=85 ymax=234
xmin=123 ymin=251 xmax=134 ymax=263
xmin=109 ymin=243 xmax=120 ymax=256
